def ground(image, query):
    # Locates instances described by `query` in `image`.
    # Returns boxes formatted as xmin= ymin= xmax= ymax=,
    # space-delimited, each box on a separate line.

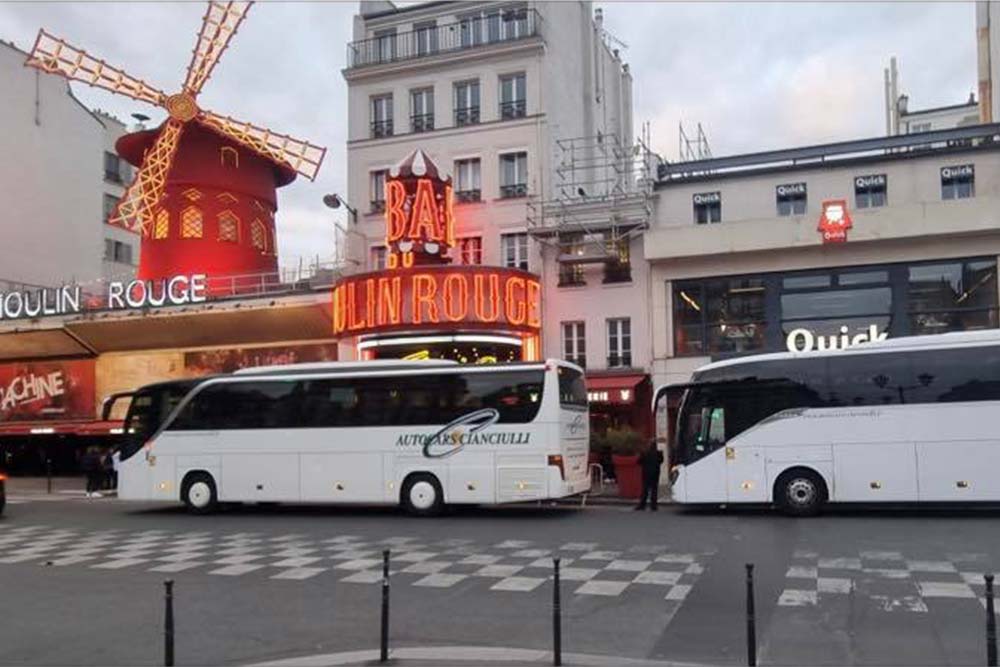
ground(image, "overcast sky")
xmin=0 ymin=1 xmax=978 ymax=269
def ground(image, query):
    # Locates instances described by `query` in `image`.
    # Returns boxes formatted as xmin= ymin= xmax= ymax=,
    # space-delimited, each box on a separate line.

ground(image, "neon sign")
xmin=818 ymin=199 xmax=852 ymax=244
xmin=383 ymin=149 xmax=456 ymax=269
xmin=332 ymin=266 xmax=541 ymax=336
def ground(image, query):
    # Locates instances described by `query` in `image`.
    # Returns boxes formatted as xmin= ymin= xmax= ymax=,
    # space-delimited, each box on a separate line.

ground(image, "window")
xmin=454 ymin=158 xmax=481 ymax=202
xmin=501 ymin=7 xmax=529 ymax=40
xmin=250 ymin=219 xmax=267 ymax=253
xmin=104 ymin=152 xmax=122 ymax=183
xmin=558 ymin=233 xmax=585 ymax=286
xmin=499 ymin=73 xmax=526 ymax=119
xmin=370 ymin=94 xmax=393 ymax=138
xmin=370 ymin=170 xmax=388 ymax=212
xmin=459 ymin=13 xmax=484 ymax=47
xmin=217 ymin=211 xmax=239 ymax=242
xmin=907 ymin=260 xmax=997 ymax=335
xmin=370 ymin=246 xmax=387 ymax=270
xmin=854 ymin=174 xmax=887 ymax=208
xmin=374 ymin=29 xmax=395 ymax=63
xmin=501 ymin=232 xmax=528 ymax=270
xmin=410 ymin=88 xmax=434 ymax=133
xmin=454 ymin=80 xmax=480 ymax=126
xmin=911 ymin=122 xmax=932 ymax=133
xmin=103 ymin=194 xmax=118 ymax=222
xmin=693 ymin=191 xmax=721 ymax=224
xmin=562 ymin=321 xmax=586 ymax=368
xmin=103 ymin=239 xmax=133 ymax=265
xmin=558 ymin=366 xmax=588 ymax=408
xmin=180 ymin=206 xmax=203 ymax=239
xmin=413 ymin=21 xmax=438 ymax=56
xmin=673 ymin=278 xmax=767 ymax=357
xmin=941 ymin=164 xmax=974 ymax=200
xmin=220 ymin=146 xmax=239 ymax=169
xmin=604 ymin=238 xmax=631 ymax=283
xmin=499 ymin=152 xmax=528 ymax=198
xmin=154 ymin=209 xmax=169 ymax=239
xmin=457 ymin=237 xmax=482 ymax=265
xmin=776 ymin=182 xmax=807 ymax=216
xmin=607 ymin=318 xmax=632 ymax=367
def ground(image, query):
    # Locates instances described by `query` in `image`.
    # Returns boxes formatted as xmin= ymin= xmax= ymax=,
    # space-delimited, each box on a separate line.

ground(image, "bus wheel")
xmin=182 ymin=473 xmax=218 ymax=515
xmin=775 ymin=469 xmax=826 ymax=517
xmin=401 ymin=474 xmax=444 ymax=517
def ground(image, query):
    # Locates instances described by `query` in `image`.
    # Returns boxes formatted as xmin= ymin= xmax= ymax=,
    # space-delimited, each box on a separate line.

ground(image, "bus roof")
xmin=696 ymin=329 xmax=1000 ymax=375
xmin=233 ymin=360 xmax=458 ymax=375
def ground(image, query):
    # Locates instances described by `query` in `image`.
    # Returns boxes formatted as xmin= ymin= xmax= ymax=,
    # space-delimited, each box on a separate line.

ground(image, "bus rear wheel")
xmin=182 ymin=473 xmax=218 ymax=515
xmin=775 ymin=469 xmax=826 ymax=517
xmin=401 ymin=474 xmax=444 ymax=517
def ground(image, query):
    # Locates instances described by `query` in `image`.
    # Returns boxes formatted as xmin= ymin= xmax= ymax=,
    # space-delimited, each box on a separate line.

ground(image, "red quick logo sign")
xmin=818 ymin=199 xmax=852 ymax=243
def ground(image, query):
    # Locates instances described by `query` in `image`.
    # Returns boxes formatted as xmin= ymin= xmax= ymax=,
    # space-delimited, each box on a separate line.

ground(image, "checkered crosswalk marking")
xmin=0 ymin=523 xmax=715 ymax=598
xmin=777 ymin=549 xmax=995 ymax=613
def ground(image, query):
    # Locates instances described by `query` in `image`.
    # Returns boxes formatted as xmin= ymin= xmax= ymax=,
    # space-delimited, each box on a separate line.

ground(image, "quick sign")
xmin=0 ymin=274 xmax=207 ymax=321
xmin=855 ymin=174 xmax=886 ymax=189
xmin=786 ymin=324 xmax=888 ymax=352
xmin=692 ymin=191 xmax=720 ymax=205
xmin=941 ymin=165 xmax=974 ymax=180
xmin=817 ymin=199 xmax=852 ymax=243
xmin=776 ymin=183 xmax=807 ymax=197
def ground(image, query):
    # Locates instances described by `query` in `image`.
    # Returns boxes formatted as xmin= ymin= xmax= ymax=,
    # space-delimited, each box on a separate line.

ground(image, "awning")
xmin=586 ymin=374 xmax=647 ymax=405
xmin=0 ymin=420 xmax=124 ymax=437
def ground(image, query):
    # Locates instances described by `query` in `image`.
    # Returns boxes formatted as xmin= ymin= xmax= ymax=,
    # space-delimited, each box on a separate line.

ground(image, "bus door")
xmin=677 ymin=391 xmax=728 ymax=502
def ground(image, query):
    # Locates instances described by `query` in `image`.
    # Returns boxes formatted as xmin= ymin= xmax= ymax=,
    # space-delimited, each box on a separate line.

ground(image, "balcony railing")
xmin=500 ymin=183 xmax=528 ymax=199
xmin=455 ymin=106 xmax=480 ymax=126
xmin=411 ymin=113 xmax=434 ymax=133
xmin=347 ymin=9 xmax=542 ymax=69
xmin=500 ymin=99 xmax=526 ymax=120
xmin=608 ymin=353 xmax=632 ymax=368
xmin=370 ymin=119 xmax=393 ymax=139
xmin=565 ymin=355 xmax=586 ymax=370
xmin=603 ymin=263 xmax=632 ymax=284
xmin=455 ymin=189 xmax=481 ymax=203
xmin=370 ymin=199 xmax=386 ymax=214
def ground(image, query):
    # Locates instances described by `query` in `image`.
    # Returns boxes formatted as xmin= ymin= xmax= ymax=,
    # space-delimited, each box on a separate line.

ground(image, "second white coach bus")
xmin=118 ymin=359 xmax=590 ymax=515
xmin=654 ymin=330 xmax=1000 ymax=515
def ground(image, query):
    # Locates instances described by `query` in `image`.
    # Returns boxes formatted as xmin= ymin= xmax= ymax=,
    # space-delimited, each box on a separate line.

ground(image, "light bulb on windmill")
xmin=24 ymin=1 xmax=327 ymax=285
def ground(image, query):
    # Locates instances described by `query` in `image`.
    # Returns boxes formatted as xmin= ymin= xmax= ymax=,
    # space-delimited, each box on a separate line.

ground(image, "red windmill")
xmin=24 ymin=1 xmax=326 ymax=283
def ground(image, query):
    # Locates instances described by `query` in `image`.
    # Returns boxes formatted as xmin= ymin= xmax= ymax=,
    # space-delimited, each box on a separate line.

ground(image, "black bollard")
xmin=46 ymin=458 xmax=52 ymax=495
xmin=987 ymin=574 xmax=997 ymax=667
xmin=553 ymin=557 xmax=562 ymax=666
xmin=380 ymin=549 xmax=390 ymax=663
xmin=164 ymin=579 xmax=175 ymax=667
xmin=746 ymin=563 xmax=757 ymax=667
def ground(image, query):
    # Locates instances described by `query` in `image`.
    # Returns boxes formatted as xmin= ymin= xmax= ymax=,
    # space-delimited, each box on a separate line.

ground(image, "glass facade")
xmin=672 ymin=257 xmax=998 ymax=358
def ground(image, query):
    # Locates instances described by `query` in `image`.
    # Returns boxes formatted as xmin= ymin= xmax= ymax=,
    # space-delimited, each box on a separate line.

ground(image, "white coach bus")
xmin=654 ymin=330 xmax=1000 ymax=516
xmin=118 ymin=359 xmax=590 ymax=515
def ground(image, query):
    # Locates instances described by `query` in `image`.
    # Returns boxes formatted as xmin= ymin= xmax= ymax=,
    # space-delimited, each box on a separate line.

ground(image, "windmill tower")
xmin=24 ymin=1 xmax=326 ymax=283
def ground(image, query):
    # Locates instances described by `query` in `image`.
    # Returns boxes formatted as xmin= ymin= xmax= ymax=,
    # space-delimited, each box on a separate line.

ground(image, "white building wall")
xmin=96 ymin=111 xmax=139 ymax=283
xmin=0 ymin=41 xmax=105 ymax=288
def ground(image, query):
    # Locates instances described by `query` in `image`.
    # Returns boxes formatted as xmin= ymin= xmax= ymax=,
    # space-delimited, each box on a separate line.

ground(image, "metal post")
xmin=380 ymin=549 xmax=390 ymax=663
xmin=986 ymin=574 xmax=997 ymax=667
xmin=553 ymin=557 xmax=562 ymax=666
xmin=164 ymin=579 xmax=174 ymax=667
xmin=746 ymin=563 xmax=756 ymax=667
xmin=46 ymin=458 xmax=52 ymax=495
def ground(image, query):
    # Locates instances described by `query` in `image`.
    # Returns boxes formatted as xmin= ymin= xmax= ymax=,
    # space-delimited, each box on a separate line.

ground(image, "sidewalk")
xmin=4 ymin=476 xmax=102 ymax=497
xmin=244 ymin=646 xmax=705 ymax=667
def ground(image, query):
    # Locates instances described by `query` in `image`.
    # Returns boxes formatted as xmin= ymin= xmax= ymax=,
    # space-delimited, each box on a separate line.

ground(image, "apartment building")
xmin=95 ymin=111 xmax=138 ymax=282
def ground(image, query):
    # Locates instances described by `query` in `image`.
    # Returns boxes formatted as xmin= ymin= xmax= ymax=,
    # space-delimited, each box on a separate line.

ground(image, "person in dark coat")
xmin=80 ymin=447 xmax=103 ymax=498
xmin=635 ymin=440 xmax=664 ymax=511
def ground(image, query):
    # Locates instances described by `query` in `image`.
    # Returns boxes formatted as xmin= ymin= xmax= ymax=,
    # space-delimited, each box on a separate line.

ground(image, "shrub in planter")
xmin=607 ymin=428 xmax=644 ymax=498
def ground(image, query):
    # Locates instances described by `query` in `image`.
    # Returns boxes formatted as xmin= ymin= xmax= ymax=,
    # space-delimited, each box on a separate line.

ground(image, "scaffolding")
xmin=526 ymin=127 xmax=655 ymax=264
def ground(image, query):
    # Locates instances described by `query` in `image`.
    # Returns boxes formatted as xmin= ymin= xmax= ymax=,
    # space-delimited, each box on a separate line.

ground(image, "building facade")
xmin=95 ymin=111 xmax=139 ymax=283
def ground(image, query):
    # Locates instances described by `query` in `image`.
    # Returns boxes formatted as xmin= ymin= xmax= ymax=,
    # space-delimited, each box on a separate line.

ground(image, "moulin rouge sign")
xmin=333 ymin=150 xmax=541 ymax=336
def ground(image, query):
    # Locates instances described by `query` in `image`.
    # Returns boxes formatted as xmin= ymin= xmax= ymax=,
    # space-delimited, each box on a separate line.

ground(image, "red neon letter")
xmin=385 ymin=180 xmax=407 ymax=244
xmin=444 ymin=184 xmax=456 ymax=248
xmin=332 ymin=284 xmax=347 ymax=334
xmin=346 ymin=282 xmax=366 ymax=331
xmin=365 ymin=278 xmax=376 ymax=328
xmin=377 ymin=276 xmax=401 ymax=326
xmin=411 ymin=273 xmax=439 ymax=324
xmin=442 ymin=273 xmax=469 ymax=322
xmin=474 ymin=273 xmax=500 ymax=322
xmin=505 ymin=277 xmax=527 ymax=326
xmin=406 ymin=179 xmax=442 ymax=242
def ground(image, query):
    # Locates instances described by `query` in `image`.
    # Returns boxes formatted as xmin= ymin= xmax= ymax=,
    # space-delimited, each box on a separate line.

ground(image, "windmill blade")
xmin=199 ymin=110 xmax=326 ymax=181
xmin=183 ymin=1 xmax=253 ymax=96
xmin=24 ymin=29 xmax=165 ymax=107
xmin=110 ymin=119 xmax=185 ymax=234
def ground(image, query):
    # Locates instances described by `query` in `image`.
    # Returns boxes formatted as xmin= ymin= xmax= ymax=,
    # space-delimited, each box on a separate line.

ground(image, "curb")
xmin=243 ymin=646 xmax=708 ymax=667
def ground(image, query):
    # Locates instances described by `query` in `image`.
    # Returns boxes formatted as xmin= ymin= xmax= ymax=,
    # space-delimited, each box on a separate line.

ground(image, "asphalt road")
xmin=1 ymin=494 xmax=999 ymax=666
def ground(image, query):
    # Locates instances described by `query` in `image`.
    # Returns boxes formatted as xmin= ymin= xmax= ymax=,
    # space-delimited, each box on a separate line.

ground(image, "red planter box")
xmin=612 ymin=454 xmax=642 ymax=499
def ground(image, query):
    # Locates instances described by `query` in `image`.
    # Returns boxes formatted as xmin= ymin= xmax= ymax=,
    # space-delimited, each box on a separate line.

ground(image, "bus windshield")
xmin=120 ymin=382 xmax=196 ymax=461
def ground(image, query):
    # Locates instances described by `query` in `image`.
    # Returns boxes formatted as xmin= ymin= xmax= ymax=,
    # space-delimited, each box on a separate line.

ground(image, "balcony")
xmin=603 ymin=263 xmax=632 ymax=284
xmin=411 ymin=113 xmax=434 ymax=133
xmin=500 ymin=99 xmax=526 ymax=120
xmin=499 ymin=183 xmax=528 ymax=199
xmin=455 ymin=189 xmax=481 ymax=204
xmin=347 ymin=9 xmax=542 ymax=69
xmin=455 ymin=106 xmax=480 ymax=127
xmin=558 ymin=268 xmax=586 ymax=287
xmin=608 ymin=353 xmax=632 ymax=369
xmin=370 ymin=119 xmax=393 ymax=139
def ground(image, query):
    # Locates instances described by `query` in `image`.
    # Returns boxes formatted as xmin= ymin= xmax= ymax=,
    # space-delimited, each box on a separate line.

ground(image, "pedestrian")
xmin=635 ymin=440 xmax=664 ymax=511
xmin=101 ymin=448 xmax=115 ymax=491
xmin=80 ymin=447 xmax=103 ymax=498
xmin=110 ymin=448 xmax=120 ymax=491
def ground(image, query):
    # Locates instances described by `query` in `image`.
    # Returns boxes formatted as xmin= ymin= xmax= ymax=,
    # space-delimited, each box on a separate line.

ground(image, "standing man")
xmin=635 ymin=440 xmax=664 ymax=511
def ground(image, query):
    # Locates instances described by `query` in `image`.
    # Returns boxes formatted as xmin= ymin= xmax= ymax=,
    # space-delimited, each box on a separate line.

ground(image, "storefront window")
xmin=673 ymin=277 xmax=766 ymax=356
xmin=908 ymin=260 xmax=998 ymax=334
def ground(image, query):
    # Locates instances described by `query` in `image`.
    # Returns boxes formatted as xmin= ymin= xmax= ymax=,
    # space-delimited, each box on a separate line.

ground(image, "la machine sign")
xmin=0 ymin=274 xmax=207 ymax=321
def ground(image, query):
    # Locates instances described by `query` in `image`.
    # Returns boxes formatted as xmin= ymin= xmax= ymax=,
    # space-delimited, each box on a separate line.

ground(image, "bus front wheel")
xmin=182 ymin=473 xmax=218 ymax=515
xmin=401 ymin=474 xmax=444 ymax=517
xmin=775 ymin=469 xmax=826 ymax=517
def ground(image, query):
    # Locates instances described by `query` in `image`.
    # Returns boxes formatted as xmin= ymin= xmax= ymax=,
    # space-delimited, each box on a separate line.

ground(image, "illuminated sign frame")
xmin=817 ymin=199 xmax=852 ymax=244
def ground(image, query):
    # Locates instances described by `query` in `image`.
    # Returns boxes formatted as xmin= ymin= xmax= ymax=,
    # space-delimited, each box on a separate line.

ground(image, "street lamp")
xmin=323 ymin=193 xmax=358 ymax=225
